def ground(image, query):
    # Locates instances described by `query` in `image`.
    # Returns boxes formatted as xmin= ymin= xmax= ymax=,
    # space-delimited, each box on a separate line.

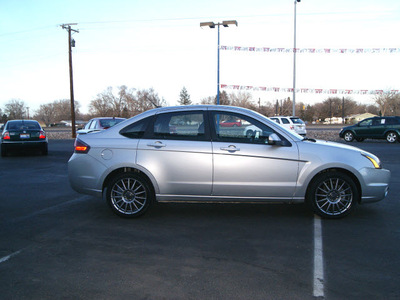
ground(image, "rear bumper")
xmin=2 ymin=140 xmax=47 ymax=150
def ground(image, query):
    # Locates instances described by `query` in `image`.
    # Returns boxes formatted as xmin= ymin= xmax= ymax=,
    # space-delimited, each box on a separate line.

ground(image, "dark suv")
xmin=339 ymin=116 xmax=400 ymax=143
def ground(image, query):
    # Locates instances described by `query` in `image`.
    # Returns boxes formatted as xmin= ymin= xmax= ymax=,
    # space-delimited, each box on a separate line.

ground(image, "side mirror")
xmin=268 ymin=133 xmax=282 ymax=146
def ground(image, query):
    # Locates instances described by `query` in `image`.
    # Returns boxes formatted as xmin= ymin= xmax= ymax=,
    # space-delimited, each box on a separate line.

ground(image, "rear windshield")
xmin=290 ymin=118 xmax=304 ymax=124
xmin=7 ymin=121 xmax=40 ymax=130
xmin=99 ymin=119 xmax=125 ymax=128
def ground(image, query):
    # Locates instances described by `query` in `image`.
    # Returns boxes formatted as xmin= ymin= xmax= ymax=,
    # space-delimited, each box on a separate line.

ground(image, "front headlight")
xmin=361 ymin=152 xmax=381 ymax=169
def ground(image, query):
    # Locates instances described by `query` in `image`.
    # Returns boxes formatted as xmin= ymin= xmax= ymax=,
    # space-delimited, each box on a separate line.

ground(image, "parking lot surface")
xmin=0 ymin=139 xmax=399 ymax=299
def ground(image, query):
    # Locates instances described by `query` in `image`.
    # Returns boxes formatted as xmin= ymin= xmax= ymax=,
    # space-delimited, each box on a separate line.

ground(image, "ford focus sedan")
xmin=68 ymin=105 xmax=390 ymax=219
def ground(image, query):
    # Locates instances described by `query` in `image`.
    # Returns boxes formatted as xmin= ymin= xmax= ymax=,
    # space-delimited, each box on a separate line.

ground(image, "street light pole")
xmin=200 ymin=20 xmax=238 ymax=105
xmin=293 ymin=0 xmax=301 ymax=117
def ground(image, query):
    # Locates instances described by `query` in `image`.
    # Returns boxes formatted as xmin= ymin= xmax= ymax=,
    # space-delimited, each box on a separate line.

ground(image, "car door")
xmin=210 ymin=111 xmax=300 ymax=199
xmin=354 ymin=118 xmax=374 ymax=138
xmin=371 ymin=117 xmax=386 ymax=138
xmin=137 ymin=110 xmax=213 ymax=197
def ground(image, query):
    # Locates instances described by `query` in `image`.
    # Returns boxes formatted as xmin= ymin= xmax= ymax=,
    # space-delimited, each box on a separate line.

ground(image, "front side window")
xmin=152 ymin=111 xmax=205 ymax=140
xmin=212 ymin=112 xmax=275 ymax=144
xmin=359 ymin=119 xmax=373 ymax=127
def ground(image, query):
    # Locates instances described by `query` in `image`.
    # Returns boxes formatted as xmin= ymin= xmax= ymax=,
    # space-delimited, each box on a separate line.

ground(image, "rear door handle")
xmin=147 ymin=141 xmax=166 ymax=148
xmin=220 ymin=145 xmax=240 ymax=152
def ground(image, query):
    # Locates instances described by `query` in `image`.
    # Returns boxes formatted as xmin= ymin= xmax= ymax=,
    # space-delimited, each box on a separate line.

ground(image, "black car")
xmin=1 ymin=120 xmax=48 ymax=156
xmin=339 ymin=116 xmax=400 ymax=143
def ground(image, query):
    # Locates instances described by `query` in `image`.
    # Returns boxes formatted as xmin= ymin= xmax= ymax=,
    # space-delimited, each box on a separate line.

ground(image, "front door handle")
xmin=220 ymin=145 xmax=240 ymax=152
xmin=147 ymin=141 xmax=166 ymax=148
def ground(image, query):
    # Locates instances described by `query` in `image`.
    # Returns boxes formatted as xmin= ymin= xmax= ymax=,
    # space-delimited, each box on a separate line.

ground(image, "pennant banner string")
xmin=221 ymin=84 xmax=399 ymax=95
xmin=220 ymin=46 xmax=400 ymax=54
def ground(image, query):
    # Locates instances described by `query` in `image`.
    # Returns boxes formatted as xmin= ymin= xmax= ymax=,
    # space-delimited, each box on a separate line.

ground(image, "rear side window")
xmin=281 ymin=118 xmax=290 ymax=124
xmin=120 ymin=117 xmax=151 ymax=139
xmin=152 ymin=112 xmax=205 ymax=140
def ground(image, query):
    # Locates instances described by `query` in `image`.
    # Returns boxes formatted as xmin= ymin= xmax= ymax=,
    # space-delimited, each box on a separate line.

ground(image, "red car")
xmin=220 ymin=120 xmax=242 ymax=127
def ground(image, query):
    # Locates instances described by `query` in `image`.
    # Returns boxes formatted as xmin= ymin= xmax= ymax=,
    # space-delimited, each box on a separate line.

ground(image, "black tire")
xmin=246 ymin=130 xmax=254 ymax=138
xmin=1 ymin=144 xmax=7 ymax=157
xmin=306 ymin=172 xmax=358 ymax=219
xmin=343 ymin=131 xmax=354 ymax=142
xmin=105 ymin=172 xmax=153 ymax=218
xmin=386 ymin=131 xmax=398 ymax=143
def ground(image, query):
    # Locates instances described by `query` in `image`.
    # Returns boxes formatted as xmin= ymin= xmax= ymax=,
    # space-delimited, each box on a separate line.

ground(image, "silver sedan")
xmin=68 ymin=105 xmax=390 ymax=219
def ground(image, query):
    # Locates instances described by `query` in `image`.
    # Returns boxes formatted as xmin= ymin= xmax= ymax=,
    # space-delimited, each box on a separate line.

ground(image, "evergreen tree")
xmin=179 ymin=87 xmax=192 ymax=105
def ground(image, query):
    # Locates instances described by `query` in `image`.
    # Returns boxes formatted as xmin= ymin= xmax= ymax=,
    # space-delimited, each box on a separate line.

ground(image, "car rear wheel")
xmin=306 ymin=172 xmax=358 ymax=219
xmin=386 ymin=131 xmax=398 ymax=143
xmin=343 ymin=131 xmax=354 ymax=142
xmin=105 ymin=172 xmax=153 ymax=218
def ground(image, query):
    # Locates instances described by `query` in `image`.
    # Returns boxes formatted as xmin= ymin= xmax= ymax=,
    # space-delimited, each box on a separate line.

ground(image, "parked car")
xmin=77 ymin=117 xmax=126 ymax=135
xmin=339 ymin=116 xmax=400 ymax=143
xmin=270 ymin=116 xmax=307 ymax=136
xmin=220 ymin=119 xmax=242 ymax=127
xmin=1 ymin=120 xmax=48 ymax=156
xmin=68 ymin=105 xmax=390 ymax=219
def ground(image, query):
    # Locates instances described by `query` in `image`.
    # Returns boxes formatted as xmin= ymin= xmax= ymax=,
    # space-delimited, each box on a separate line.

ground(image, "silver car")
xmin=68 ymin=105 xmax=390 ymax=219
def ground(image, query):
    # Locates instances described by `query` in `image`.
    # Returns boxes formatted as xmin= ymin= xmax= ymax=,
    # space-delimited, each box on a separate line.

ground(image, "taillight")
xmin=3 ymin=131 xmax=10 ymax=140
xmin=74 ymin=139 xmax=90 ymax=154
xmin=39 ymin=131 xmax=46 ymax=139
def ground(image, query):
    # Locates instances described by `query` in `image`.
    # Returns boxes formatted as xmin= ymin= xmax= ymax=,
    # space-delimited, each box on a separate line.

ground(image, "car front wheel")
xmin=306 ymin=172 xmax=358 ymax=219
xmin=343 ymin=131 xmax=354 ymax=142
xmin=386 ymin=131 xmax=398 ymax=143
xmin=105 ymin=172 xmax=153 ymax=218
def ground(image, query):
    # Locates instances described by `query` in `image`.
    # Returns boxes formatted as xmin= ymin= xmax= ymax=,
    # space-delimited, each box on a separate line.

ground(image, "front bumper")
xmin=360 ymin=167 xmax=391 ymax=203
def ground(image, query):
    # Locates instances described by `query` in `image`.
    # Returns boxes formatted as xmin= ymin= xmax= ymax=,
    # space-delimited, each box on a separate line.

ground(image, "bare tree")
xmin=34 ymin=103 xmax=55 ymax=126
xmin=5 ymin=99 xmax=26 ymax=119
xmin=34 ymin=99 xmax=81 ymax=125
xmin=375 ymin=91 xmax=400 ymax=116
xmin=90 ymin=86 xmax=134 ymax=117
xmin=229 ymin=91 xmax=256 ymax=109
xmin=134 ymin=88 xmax=165 ymax=114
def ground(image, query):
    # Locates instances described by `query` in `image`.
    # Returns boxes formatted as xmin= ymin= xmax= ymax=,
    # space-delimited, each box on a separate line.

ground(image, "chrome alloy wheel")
xmin=110 ymin=177 xmax=148 ymax=215
xmin=343 ymin=131 xmax=354 ymax=142
xmin=314 ymin=177 xmax=353 ymax=216
xmin=386 ymin=132 xmax=398 ymax=143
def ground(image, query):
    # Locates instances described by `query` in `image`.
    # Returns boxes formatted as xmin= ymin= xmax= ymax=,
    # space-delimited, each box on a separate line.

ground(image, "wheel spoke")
xmin=110 ymin=176 xmax=149 ymax=215
xmin=315 ymin=177 xmax=354 ymax=216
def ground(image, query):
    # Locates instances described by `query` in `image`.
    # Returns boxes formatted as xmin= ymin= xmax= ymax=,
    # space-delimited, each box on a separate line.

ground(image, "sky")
xmin=1 ymin=0 xmax=399 ymax=115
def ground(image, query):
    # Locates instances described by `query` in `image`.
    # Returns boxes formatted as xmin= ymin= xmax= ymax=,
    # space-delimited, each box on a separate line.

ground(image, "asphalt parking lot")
xmin=0 ymin=139 xmax=399 ymax=299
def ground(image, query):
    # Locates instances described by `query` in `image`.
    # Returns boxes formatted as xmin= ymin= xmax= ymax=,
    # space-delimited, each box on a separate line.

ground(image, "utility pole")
xmin=61 ymin=23 xmax=79 ymax=138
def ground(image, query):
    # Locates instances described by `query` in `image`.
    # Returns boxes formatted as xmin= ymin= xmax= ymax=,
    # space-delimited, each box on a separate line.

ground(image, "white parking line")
xmin=314 ymin=215 xmax=325 ymax=298
xmin=0 ymin=250 xmax=21 ymax=264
